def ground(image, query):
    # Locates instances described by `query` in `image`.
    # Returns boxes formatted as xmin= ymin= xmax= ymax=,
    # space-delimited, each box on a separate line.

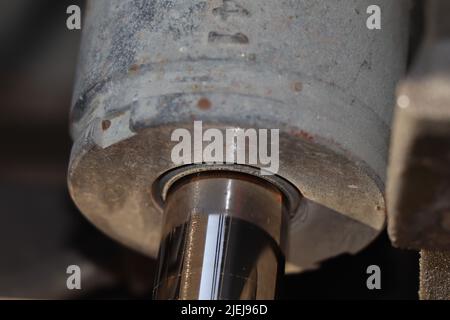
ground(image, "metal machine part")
xmin=420 ymin=250 xmax=450 ymax=300
xmin=68 ymin=0 xmax=410 ymax=275
xmin=154 ymin=172 xmax=288 ymax=299
xmin=387 ymin=0 xmax=450 ymax=300
xmin=388 ymin=0 xmax=450 ymax=251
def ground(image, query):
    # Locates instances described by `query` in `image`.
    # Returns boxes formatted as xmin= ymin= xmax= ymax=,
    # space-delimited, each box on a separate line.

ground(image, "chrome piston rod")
xmin=153 ymin=172 xmax=289 ymax=300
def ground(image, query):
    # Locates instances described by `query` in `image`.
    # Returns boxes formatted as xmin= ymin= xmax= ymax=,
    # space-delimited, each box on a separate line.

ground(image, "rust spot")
xmin=275 ymin=194 xmax=283 ymax=204
xmin=291 ymin=130 xmax=314 ymax=142
xmin=102 ymin=120 xmax=111 ymax=131
xmin=129 ymin=64 xmax=140 ymax=74
xmin=197 ymin=98 xmax=212 ymax=110
xmin=292 ymin=81 xmax=303 ymax=92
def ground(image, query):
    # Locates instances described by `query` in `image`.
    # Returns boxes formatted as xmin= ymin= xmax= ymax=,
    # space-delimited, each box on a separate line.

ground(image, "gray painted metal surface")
xmin=69 ymin=0 xmax=410 ymax=270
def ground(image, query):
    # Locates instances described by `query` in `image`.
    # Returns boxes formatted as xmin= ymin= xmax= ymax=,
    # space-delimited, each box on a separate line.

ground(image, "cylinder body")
xmin=69 ymin=0 xmax=410 ymax=271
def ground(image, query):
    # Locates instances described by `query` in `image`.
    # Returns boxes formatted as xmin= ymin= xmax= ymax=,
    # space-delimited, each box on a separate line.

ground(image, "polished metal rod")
xmin=153 ymin=172 xmax=288 ymax=300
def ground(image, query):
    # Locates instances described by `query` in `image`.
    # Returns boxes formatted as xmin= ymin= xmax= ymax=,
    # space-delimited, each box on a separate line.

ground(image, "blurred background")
xmin=0 ymin=0 xmax=421 ymax=299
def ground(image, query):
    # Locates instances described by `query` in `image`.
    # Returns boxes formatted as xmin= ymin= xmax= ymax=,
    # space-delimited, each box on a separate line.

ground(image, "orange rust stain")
xmin=275 ymin=194 xmax=283 ymax=204
xmin=197 ymin=98 xmax=212 ymax=110
xmin=292 ymin=130 xmax=314 ymax=142
xmin=292 ymin=81 xmax=303 ymax=92
xmin=102 ymin=120 xmax=111 ymax=131
xmin=128 ymin=64 xmax=140 ymax=74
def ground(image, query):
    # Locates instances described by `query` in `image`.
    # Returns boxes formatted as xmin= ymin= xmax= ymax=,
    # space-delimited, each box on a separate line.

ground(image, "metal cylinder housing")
xmin=69 ymin=0 xmax=410 ymax=271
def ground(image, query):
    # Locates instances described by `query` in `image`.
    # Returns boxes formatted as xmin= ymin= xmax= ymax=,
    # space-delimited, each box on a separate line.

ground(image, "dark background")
xmin=0 ymin=0 xmax=421 ymax=299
